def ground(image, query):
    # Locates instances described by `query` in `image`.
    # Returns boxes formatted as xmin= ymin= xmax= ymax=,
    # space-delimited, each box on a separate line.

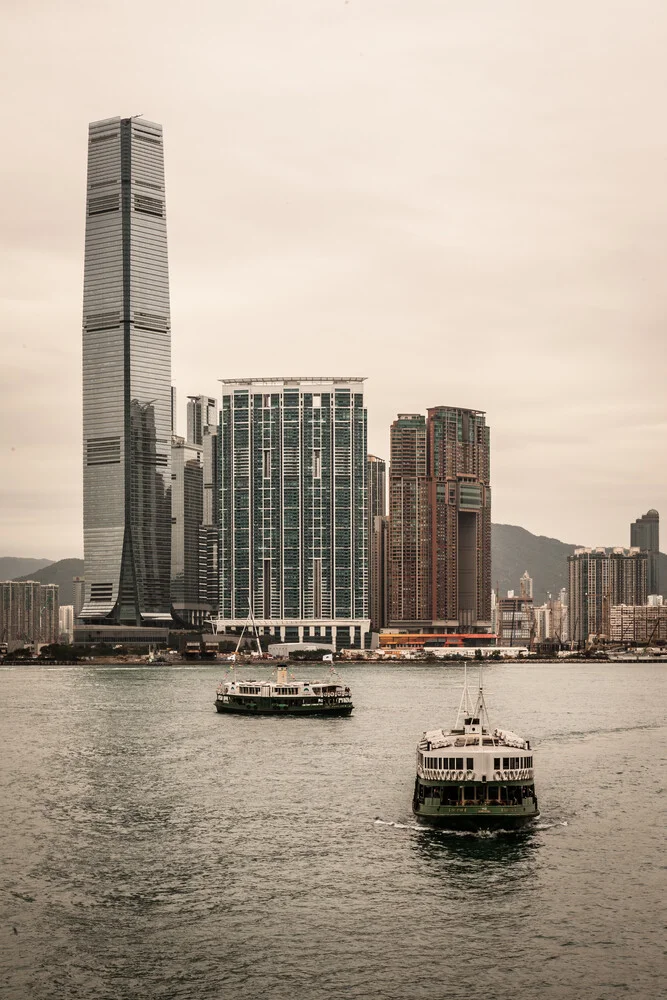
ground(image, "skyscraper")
xmin=388 ymin=406 xmax=491 ymax=631
xmin=388 ymin=414 xmax=430 ymax=624
xmin=630 ymin=509 xmax=660 ymax=596
xmin=80 ymin=116 xmax=172 ymax=625
xmin=568 ymin=547 xmax=647 ymax=643
xmin=217 ymin=378 xmax=369 ymax=648
xmin=187 ymin=395 xmax=217 ymax=447
xmin=426 ymin=406 xmax=491 ymax=630
xmin=170 ymin=436 xmax=209 ymax=625
xmin=367 ymin=455 xmax=387 ymax=630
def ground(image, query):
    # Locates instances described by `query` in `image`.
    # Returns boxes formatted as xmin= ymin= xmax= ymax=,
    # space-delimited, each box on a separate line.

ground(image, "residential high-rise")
xmin=367 ymin=455 xmax=387 ymax=630
xmin=388 ymin=414 xmax=429 ymax=624
xmin=520 ymin=571 xmax=533 ymax=600
xmin=59 ymin=605 xmax=75 ymax=643
xmin=426 ymin=406 xmax=491 ymax=630
xmin=216 ymin=378 xmax=369 ymax=648
xmin=170 ymin=436 xmax=209 ymax=625
xmin=72 ymin=577 xmax=85 ymax=620
xmin=370 ymin=514 xmax=389 ymax=631
xmin=0 ymin=581 xmax=59 ymax=646
xmin=187 ymin=395 xmax=217 ymax=447
xmin=630 ymin=509 xmax=660 ymax=595
xmin=568 ymin=547 xmax=647 ymax=643
xmin=80 ymin=116 xmax=172 ymax=625
xmin=389 ymin=407 xmax=491 ymax=631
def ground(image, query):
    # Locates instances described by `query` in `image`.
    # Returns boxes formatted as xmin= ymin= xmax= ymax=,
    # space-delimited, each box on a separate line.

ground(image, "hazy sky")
xmin=2 ymin=0 xmax=666 ymax=559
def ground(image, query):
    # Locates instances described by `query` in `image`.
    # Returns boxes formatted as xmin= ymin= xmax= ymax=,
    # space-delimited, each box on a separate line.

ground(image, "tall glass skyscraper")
xmin=216 ymin=378 xmax=370 ymax=649
xmin=80 ymin=117 xmax=172 ymax=625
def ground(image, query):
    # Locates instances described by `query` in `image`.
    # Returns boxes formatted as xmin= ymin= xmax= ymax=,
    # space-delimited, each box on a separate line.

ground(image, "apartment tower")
xmin=630 ymin=509 xmax=660 ymax=596
xmin=388 ymin=414 xmax=430 ymax=624
xmin=80 ymin=116 xmax=172 ymax=625
xmin=367 ymin=455 xmax=387 ymax=630
xmin=216 ymin=378 xmax=369 ymax=648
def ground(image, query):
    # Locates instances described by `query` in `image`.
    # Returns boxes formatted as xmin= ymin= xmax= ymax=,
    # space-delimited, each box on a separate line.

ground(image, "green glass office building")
xmin=217 ymin=378 xmax=370 ymax=649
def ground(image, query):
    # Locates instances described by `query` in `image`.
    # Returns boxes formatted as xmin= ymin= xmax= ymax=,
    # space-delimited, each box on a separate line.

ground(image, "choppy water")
xmin=1 ymin=661 xmax=665 ymax=1000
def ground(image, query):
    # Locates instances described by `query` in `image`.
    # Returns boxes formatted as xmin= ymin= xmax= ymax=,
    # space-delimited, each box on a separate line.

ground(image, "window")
xmin=494 ymin=757 xmax=500 ymax=770
xmin=456 ymin=757 xmax=463 ymax=770
xmin=503 ymin=757 xmax=510 ymax=769
xmin=263 ymin=449 xmax=270 ymax=478
xmin=466 ymin=758 xmax=474 ymax=770
xmin=134 ymin=194 xmax=163 ymax=216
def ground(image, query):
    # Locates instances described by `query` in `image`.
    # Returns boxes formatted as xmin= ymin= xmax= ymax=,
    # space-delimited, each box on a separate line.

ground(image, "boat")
xmin=214 ymin=665 xmax=353 ymax=716
xmin=412 ymin=667 xmax=539 ymax=829
xmin=213 ymin=610 xmax=353 ymax=716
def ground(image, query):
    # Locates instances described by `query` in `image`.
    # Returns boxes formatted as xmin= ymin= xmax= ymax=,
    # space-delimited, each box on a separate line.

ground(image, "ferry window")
xmin=437 ymin=758 xmax=442 ymax=770
xmin=503 ymin=757 xmax=509 ymax=769
xmin=488 ymin=786 xmax=499 ymax=800
xmin=463 ymin=786 xmax=475 ymax=802
xmin=466 ymin=758 xmax=474 ymax=770
xmin=456 ymin=757 xmax=463 ymax=770
xmin=494 ymin=758 xmax=500 ymax=769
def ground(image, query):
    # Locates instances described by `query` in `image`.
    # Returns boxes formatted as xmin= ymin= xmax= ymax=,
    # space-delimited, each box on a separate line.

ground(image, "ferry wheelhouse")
xmin=215 ymin=666 xmax=353 ymax=716
xmin=413 ymin=670 xmax=538 ymax=829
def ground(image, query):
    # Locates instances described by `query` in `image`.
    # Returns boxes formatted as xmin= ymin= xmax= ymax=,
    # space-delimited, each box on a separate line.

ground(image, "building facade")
xmin=388 ymin=407 xmax=491 ymax=632
xmin=496 ymin=595 xmax=533 ymax=646
xmin=81 ymin=116 xmax=172 ymax=626
xmin=0 ymin=581 xmax=60 ymax=646
xmin=170 ymin=436 xmax=210 ymax=625
xmin=59 ymin=605 xmax=75 ymax=643
xmin=216 ymin=378 xmax=369 ymax=648
xmin=388 ymin=414 xmax=430 ymax=624
xmin=630 ymin=509 xmax=660 ymax=596
xmin=609 ymin=604 xmax=667 ymax=644
xmin=367 ymin=455 xmax=387 ymax=630
xmin=568 ymin=547 xmax=648 ymax=643
xmin=370 ymin=514 xmax=389 ymax=631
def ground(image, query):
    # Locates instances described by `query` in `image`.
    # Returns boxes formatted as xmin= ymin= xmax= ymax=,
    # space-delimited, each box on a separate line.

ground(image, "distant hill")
xmin=5 ymin=527 xmax=666 ymax=608
xmin=491 ymin=524 xmax=579 ymax=603
xmin=0 ymin=557 xmax=53 ymax=581
xmin=492 ymin=524 xmax=666 ymax=602
xmin=14 ymin=559 xmax=84 ymax=605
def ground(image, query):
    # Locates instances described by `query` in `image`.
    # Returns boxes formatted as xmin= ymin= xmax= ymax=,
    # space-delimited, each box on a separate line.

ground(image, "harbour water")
xmin=1 ymin=661 xmax=664 ymax=999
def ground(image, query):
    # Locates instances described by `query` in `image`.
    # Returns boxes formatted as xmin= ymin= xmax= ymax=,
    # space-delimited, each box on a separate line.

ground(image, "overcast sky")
xmin=1 ymin=0 xmax=666 ymax=559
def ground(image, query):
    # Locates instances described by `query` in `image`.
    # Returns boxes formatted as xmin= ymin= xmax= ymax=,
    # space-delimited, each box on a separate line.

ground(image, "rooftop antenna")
xmin=131 ymin=113 xmax=144 ymax=119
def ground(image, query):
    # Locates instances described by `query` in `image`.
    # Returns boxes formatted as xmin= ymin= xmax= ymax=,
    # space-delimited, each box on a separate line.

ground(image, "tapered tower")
xmin=81 ymin=117 xmax=172 ymax=624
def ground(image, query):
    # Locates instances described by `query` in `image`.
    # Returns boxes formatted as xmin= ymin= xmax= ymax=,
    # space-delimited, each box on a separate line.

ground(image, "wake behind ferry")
xmin=413 ymin=668 xmax=539 ymax=829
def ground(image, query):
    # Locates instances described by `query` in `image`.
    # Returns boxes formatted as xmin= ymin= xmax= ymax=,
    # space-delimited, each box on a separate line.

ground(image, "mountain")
xmin=492 ymin=524 xmax=667 ymax=603
xmin=5 ymin=526 xmax=666 ymax=609
xmin=491 ymin=524 xmax=579 ymax=603
xmin=0 ymin=557 xmax=53 ymax=581
xmin=14 ymin=559 xmax=84 ymax=605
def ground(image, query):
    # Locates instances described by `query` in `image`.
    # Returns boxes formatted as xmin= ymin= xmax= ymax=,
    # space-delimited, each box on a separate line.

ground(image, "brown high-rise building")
xmin=389 ymin=415 xmax=430 ymax=624
xmin=426 ymin=407 xmax=491 ymax=630
xmin=388 ymin=406 xmax=491 ymax=631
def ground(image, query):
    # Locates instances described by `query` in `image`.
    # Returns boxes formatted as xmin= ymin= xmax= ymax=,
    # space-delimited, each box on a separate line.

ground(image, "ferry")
xmin=214 ymin=665 xmax=353 ymax=716
xmin=413 ymin=668 xmax=539 ymax=829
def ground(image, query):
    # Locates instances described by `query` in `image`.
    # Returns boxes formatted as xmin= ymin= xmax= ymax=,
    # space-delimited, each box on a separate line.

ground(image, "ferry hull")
xmin=412 ymin=803 xmax=539 ymax=830
xmin=215 ymin=700 xmax=353 ymax=717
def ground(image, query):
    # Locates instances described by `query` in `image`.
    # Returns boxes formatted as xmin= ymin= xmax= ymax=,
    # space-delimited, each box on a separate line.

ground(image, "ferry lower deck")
xmin=413 ymin=778 xmax=538 ymax=829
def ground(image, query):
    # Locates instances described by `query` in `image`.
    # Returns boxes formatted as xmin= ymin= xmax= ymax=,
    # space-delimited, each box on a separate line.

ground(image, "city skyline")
xmin=3 ymin=2 xmax=667 ymax=559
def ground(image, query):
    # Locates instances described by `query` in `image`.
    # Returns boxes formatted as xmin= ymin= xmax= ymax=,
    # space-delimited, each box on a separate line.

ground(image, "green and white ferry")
xmin=215 ymin=665 xmax=353 ymax=716
xmin=413 ymin=669 xmax=539 ymax=829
